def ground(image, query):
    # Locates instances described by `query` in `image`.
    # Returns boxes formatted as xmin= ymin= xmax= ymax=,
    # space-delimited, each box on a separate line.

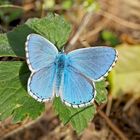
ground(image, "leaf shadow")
xmin=19 ymin=62 xmax=30 ymax=91
xmin=7 ymin=24 xmax=36 ymax=58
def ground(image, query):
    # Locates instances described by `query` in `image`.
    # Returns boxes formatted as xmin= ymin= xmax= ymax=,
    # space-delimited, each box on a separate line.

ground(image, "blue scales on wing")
xmin=67 ymin=47 xmax=118 ymax=81
xmin=60 ymin=65 xmax=96 ymax=108
xmin=28 ymin=65 xmax=56 ymax=102
xmin=26 ymin=34 xmax=58 ymax=71
xmin=25 ymin=34 xmax=58 ymax=102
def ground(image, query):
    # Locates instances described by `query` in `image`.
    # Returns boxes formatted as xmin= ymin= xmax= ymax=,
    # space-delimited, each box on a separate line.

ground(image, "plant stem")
xmin=65 ymin=12 xmax=93 ymax=51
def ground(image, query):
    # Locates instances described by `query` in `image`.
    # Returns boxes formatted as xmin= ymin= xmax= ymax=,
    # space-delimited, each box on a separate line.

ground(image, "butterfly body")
xmin=25 ymin=34 xmax=118 ymax=108
xmin=55 ymin=52 xmax=67 ymax=96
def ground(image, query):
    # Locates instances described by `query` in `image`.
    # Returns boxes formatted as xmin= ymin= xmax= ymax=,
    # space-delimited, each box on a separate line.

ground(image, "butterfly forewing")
xmin=25 ymin=34 xmax=58 ymax=72
xmin=67 ymin=47 xmax=118 ymax=81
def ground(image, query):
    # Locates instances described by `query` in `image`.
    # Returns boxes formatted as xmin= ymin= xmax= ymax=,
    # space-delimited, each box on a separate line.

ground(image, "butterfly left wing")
xmin=25 ymin=34 xmax=58 ymax=101
xmin=25 ymin=34 xmax=58 ymax=72
xmin=60 ymin=66 xmax=96 ymax=108
xmin=28 ymin=64 xmax=56 ymax=102
xmin=67 ymin=47 xmax=118 ymax=81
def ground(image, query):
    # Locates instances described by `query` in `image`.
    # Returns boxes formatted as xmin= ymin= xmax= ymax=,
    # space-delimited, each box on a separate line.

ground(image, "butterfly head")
xmin=55 ymin=52 xmax=68 ymax=69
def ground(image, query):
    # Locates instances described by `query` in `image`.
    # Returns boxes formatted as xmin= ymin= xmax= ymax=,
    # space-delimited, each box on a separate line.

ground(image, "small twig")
xmin=65 ymin=12 xmax=93 ymax=51
xmin=97 ymin=102 xmax=107 ymax=110
xmin=0 ymin=5 xmax=23 ymax=10
xmin=123 ymin=97 xmax=137 ymax=112
xmin=106 ymin=95 xmax=113 ymax=116
xmin=41 ymin=0 xmax=45 ymax=18
xmin=97 ymin=109 xmax=128 ymax=140
xmin=82 ymin=18 xmax=109 ymax=41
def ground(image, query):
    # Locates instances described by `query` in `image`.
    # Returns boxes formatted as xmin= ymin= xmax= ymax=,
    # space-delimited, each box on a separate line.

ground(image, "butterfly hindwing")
xmin=67 ymin=47 xmax=118 ymax=81
xmin=60 ymin=66 xmax=96 ymax=108
xmin=25 ymin=34 xmax=58 ymax=71
xmin=28 ymin=64 xmax=56 ymax=102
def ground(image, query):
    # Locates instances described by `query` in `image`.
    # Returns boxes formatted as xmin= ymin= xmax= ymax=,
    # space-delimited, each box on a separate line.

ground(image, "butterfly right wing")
xmin=60 ymin=66 xmax=96 ymax=108
xmin=67 ymin=47 xmax=118 ymax=81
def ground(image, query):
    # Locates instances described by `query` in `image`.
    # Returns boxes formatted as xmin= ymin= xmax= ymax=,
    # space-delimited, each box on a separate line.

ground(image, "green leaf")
xmin=95 ymin=81 xmax=107 ymax=104
xmin=53 ymin=97 xmax=96 ymax=133
xmin=112 ymin=44 xmax=140 ymax=97
xmin=0 ymin=34 xmax=16 ymax=56
xmin=0 ymin=14 xmax=71 ymax=57
xmin=6 ymin=24 xmax=35 ymax=57
xmin=26 ymin=14 xmax=72 ymax=50
xmin=0 ymin=62 xmax=45 ymax=122
xmin=0 ymin=24 xmax=37 ymax=57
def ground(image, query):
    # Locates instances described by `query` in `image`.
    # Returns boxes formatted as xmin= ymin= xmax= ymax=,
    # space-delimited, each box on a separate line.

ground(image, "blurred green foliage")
xmin=42 ymin=0 xmax=99 ymax=12
xmin=0 ymin=0 xmax=10 ymax=5
xmin=101 ymin=30 xmax=120 ymax=47
xmin=0 ymin=5 xmax=23 ymax=26
xmin=43 ymin=0 xmax=55 ymax=9
xmin=61 ymin=0 xmax=73 ymax=10
xmin=112 ymin=44 xmax=140 ymax=98
xmin=83 ymin=0 xmax=99 ymax=12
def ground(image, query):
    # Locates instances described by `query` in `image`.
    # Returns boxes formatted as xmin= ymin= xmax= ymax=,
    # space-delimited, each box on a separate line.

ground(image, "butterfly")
xmin=25 ymin=34 xmax=118 ymax=108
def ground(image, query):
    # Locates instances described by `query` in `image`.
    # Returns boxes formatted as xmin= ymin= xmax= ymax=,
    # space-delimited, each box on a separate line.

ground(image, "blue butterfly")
xmin=25 ymin=34 xmax=118 ymax=108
